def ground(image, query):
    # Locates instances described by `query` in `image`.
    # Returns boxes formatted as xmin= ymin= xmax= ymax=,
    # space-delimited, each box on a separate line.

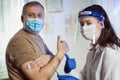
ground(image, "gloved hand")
xmin=64 ymin=54 xmax=76 ymax=73
xmin=57 ymin=74 xmax=79 ymax=80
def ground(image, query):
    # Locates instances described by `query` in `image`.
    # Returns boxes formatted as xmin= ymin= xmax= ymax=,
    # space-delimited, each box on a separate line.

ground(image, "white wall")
xmin=0 ymin=0 xmax=24 ymax=78
xmin=40 ymin=0 xmax=91 ymax=79
xmin=1 ymin=0 xmax=114 ymax=79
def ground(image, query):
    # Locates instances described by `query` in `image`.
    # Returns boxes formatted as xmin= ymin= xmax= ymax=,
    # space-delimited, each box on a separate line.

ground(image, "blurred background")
xmin=0 ymin=0 xmax=120 ymax=79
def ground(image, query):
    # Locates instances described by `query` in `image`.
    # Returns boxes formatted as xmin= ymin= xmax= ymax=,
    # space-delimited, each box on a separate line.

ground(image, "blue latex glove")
xmin=64 ymin=54 xmax=76 ymax=73
xmin=57 ymin=74 xmax=79 ymax=80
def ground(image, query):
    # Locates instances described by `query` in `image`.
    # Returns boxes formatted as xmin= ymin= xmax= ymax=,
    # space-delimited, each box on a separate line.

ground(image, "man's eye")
xmin=38 ymin=14 xmax=41 ymax=17
xmin=37 ymin=14 xmax=43 ymax=18
xmin=28 ymin=14 xmax=33 ymax=17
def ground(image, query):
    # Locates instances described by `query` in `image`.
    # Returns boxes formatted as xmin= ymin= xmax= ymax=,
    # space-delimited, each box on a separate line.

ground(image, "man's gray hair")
xmin=22 ymin=1 xmax=44 ymax=15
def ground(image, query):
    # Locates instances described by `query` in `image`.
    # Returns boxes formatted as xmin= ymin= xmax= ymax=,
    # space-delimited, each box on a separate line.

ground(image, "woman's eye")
xmin=80 ymin=23 xmax=84 ymax=27
xmin=87 ymin=23 xmax=92 ymax=25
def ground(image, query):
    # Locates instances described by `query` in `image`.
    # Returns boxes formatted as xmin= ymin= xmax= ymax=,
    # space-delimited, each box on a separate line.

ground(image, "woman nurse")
xmin=78 ymin=4 xmax=120 ymax=80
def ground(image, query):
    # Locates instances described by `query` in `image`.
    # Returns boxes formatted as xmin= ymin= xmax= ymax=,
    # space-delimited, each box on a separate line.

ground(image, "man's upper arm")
xmin=12 ymin=37 xmax=44 ymax=79
xmin=20 ymin=61 xmax=42 ymax=80
xmin=13 ymin=37 xmax=39 ymax=68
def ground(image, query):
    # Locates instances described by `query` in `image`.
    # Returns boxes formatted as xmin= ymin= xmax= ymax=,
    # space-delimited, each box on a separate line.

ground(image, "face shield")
xmin=78 ymin=11 xmax=105 ymax=22
xmin=74 ymin=11 xmax=105 ymax=43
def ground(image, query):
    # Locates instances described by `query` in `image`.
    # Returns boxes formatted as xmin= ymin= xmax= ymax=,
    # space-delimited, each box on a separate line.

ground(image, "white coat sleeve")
xmin=101 ymin=47 xmax=120 ymax=80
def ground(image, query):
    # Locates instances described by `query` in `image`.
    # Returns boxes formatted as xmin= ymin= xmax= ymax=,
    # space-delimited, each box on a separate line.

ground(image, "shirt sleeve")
xmin=80 ymin=64 xmax=87 ymax=80
xmin=44 ymin=43 xmax=54 ymax=57
xmin=80 ymin=52 xmax=91 ymax=80
xmin=11 ymin=37 xmax=40 ymax=68
xmin=101 ymin=47 xmax=120 ymax=80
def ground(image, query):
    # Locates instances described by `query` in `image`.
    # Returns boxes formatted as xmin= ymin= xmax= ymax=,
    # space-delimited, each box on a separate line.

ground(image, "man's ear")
xmin=21 ymin=15 xmax=24 ymax=23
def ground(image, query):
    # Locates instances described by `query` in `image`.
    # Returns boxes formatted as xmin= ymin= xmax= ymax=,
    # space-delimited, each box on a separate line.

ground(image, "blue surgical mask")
xmin=24 ymin=18 xmax=43 ymax=34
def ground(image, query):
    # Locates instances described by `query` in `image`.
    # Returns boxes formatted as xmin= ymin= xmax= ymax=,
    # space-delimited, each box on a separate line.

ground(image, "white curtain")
xmin=0 ymin=0 xmax=4 ymax=32
xmin=2 ymin=0 xmax=24 ymax=33
xmin=91 ymin=0 xmax=120 ymax=38
xmin=0 ymin=0 xmax=24 ymax=79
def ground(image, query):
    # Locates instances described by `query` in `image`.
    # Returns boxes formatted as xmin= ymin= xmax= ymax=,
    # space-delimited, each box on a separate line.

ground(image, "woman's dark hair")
xmin=78 ymin=4 xmax=120 ymax=49
xmin=22 ymin=1 xmax=44 ymax=15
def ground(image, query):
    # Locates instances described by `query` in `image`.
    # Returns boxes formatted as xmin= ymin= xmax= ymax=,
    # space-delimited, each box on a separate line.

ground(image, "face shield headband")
xmin=78 ymin=11 xmax=105 ymax=21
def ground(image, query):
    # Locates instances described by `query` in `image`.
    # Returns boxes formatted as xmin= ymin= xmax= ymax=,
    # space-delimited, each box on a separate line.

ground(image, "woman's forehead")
xmin=79 ymin=16 xmax=98 ymax=22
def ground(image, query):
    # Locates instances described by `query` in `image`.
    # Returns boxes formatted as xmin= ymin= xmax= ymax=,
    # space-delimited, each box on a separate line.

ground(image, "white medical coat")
xmin=80 ymin=45 xmax=120 ymax=80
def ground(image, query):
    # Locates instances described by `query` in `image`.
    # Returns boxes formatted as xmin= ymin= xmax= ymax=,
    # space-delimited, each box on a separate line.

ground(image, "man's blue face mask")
xmin=25 ymin=18 xmax=44 ymax=34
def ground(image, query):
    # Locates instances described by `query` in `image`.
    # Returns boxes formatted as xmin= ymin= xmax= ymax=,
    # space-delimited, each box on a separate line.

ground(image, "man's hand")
xmin=56 ymin=36 xmax=69 ymax=60
xmin=28 ymin=55 xmax=52 ymax=69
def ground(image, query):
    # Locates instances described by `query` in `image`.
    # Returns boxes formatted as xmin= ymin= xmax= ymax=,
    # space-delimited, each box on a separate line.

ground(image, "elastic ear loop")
xmin=92 ymin=24 xmax=98 ymax=44
xmin=93 ymin=32 xmax=95 ymax=44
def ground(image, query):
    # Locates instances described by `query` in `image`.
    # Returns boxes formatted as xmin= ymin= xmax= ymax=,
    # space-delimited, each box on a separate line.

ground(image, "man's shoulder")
xmin=7 ymin=29 xmax=28 ymax=46
xmin=11 ymin=29 xmax=27 ymax=40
